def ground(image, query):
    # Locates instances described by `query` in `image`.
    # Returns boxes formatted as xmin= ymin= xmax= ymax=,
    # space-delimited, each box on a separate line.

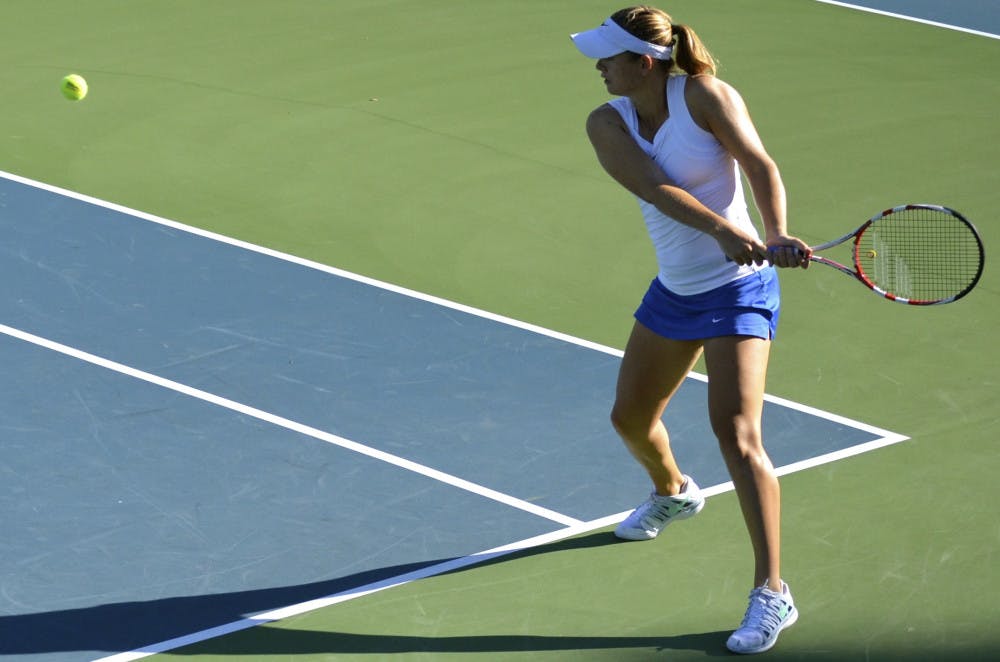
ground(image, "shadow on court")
xmin=10 ymin=524 xmax=992 ymax=662
xmin=0 ymin=561 xmax=431 ymax=656
xmin=0 ymin=531 xmax=622 ymax=657
xmin=173 ymin=628 xmax=734 ymax=657
xmin=173 ymin=630 xmax=1000 ymax=661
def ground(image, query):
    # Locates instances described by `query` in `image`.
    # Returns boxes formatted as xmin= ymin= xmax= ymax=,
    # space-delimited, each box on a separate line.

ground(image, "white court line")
xmin=0 ymin=169 xmax=910 ymax=659
xmin=90 ymin=516 xmax=624 ymax=662
xmin=0 ymin=169 xmax=619 ymax=358
xmin=0 ymin=322 xmax=582 ymax=529
xmin=0 ymin=168 xmax=906 ymax=437
xmin=814 ymin=0 xmax=1000 ymax=40
xmin=92 ymin=418 xmax=908 ymax=662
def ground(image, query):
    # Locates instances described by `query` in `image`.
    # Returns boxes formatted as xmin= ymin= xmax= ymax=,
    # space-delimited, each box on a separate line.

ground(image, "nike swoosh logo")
xmin=712 ymin=317 xmax=725 ymax=323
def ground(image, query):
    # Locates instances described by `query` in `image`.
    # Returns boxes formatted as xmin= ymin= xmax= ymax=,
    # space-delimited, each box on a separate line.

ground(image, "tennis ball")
xmin=61 ymin=74 xmax=88 ymax=101
xmin=867 ymin=250 xmax=878 ymax=258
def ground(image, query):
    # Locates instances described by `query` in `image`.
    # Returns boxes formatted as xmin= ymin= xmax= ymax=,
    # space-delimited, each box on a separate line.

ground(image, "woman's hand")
xmin=766 ymin=235 xmax=812 ymax=268
xmin=717 ymin=228 xmax=771 ymax=266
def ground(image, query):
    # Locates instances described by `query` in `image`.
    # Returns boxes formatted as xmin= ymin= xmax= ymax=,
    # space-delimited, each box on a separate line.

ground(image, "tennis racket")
xmin=802 ymin=204 xmax=984 ymax=305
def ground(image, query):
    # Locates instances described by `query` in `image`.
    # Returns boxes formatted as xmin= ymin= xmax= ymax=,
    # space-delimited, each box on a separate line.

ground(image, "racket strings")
xmin=856 ymin=208 xmax=983 ymax=302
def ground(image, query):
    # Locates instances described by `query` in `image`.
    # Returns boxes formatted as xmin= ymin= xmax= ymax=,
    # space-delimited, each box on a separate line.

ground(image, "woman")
xmin=571 ymin=6 xmax=811 ymax=655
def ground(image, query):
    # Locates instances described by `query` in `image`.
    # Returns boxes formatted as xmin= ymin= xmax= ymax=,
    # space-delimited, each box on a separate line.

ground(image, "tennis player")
xmin=571 ymin=6 xmax=811 ymax=655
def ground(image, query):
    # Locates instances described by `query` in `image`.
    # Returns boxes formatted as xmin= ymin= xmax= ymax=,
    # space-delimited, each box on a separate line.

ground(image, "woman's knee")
xmin=609 ymin=401 xmax=635 ymax=437
xmin=713 ymin=416 xmax=764 ymax=459
xmin=610 ymin=400 xmax=656 ymax=441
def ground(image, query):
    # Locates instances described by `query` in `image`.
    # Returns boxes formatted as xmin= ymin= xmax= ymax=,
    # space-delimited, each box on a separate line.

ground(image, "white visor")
xmin=570 ymin=18 xmax=673 ymax=60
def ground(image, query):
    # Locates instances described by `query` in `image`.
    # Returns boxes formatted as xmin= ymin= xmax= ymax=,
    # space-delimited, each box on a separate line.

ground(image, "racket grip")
xmin=724 ymin=248 xmax=790 ymax=264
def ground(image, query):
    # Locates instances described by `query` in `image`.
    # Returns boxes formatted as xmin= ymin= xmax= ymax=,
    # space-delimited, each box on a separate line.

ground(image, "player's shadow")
xmin=6 ymin=528 xmax=997 ymax=662
xmin=0 ymin=530 xmax=730 ymax=657
xmin=172 ymin=627 xmax=734 ymax=657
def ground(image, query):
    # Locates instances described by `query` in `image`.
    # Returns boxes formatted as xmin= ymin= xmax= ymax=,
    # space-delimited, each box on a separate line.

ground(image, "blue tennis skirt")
xmin=634 ymin=267 xmax=781 ymax=341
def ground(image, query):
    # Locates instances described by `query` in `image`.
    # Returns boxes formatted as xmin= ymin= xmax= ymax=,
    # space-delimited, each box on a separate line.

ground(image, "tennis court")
xmin=1 ymin=1 xmax=997 ymax=660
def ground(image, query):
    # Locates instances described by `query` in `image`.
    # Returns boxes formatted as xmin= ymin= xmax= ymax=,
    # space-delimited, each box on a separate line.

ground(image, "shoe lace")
xmin=739 ymin=588 xmax=785 ymax=635
xmin=637 ymin=497 xmax=678 ymax=528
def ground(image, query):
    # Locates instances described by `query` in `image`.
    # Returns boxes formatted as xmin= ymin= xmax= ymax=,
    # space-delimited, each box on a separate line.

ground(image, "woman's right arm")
xmin=585 ymin=105 xmax=770 ymax=267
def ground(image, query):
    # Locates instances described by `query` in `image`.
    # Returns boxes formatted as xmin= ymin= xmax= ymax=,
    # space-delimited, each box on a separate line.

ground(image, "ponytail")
xmin=671 ymin=23 xmax=717 ymax=76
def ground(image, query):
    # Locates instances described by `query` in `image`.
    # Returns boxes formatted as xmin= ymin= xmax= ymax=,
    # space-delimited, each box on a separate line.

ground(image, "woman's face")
xmin=595 ymin=52 xmax=646 ymax=96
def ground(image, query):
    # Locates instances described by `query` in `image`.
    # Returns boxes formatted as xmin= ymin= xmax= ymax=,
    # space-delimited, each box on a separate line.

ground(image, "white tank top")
xmin=608 ymin=75 xmax=762 ymax=295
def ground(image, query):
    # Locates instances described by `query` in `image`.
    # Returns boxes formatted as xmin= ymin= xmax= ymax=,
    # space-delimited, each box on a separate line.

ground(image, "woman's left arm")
xmin=687 ymin=77 xmax=810 ymax=268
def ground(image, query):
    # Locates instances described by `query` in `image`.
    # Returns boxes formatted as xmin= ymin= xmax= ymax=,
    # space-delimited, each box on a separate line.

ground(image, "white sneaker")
xmin=614 ymin=475 xmax=705 ymax=540
xmin=726 ymin=581 xmax=798 ymax=654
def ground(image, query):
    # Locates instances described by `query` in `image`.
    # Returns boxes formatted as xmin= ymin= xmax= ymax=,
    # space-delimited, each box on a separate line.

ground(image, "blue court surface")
xmin=0 ymin=172 xmax=906 ymax=660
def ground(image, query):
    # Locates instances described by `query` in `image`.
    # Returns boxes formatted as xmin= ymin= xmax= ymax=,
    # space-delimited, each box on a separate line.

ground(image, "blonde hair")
xmin=609 ymin=5 xmax=717 ymax=76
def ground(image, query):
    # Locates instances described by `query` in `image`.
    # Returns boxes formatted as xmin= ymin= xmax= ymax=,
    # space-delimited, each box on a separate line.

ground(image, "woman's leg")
xmin=702 ymin=335 xmax=781 ymax=590
xmin=611 ymin=320 xmax=703 ymax=495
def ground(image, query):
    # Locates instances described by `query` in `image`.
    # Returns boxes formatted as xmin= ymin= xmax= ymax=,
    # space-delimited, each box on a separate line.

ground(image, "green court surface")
xmin=2 ymin=1 xmax=997 ymax=660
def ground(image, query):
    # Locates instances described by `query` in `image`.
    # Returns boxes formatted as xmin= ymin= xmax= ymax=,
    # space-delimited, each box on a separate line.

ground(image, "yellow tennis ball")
xmin=61 ymin=74 xmax=88 ymax=101
xmin=867 ymin=250 xmax=877 ymax=258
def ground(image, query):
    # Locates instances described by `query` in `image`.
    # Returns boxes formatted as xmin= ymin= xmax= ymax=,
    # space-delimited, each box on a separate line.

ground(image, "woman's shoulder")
xmin=682 ymin=74 xmax=748 ymax=128
xmin=588 ymin=100 xmax=622 ymax=116
xmin=586 ymin=99 xmax=630 ymax=128
xmin=683 ymin=74 xmax=740 ymax=105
